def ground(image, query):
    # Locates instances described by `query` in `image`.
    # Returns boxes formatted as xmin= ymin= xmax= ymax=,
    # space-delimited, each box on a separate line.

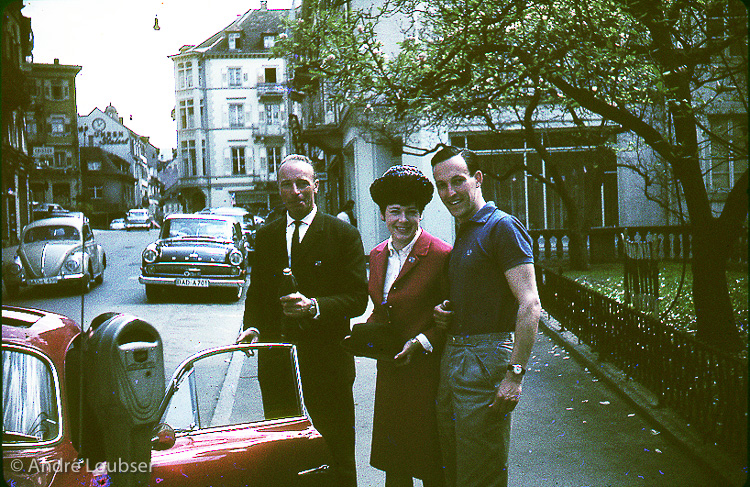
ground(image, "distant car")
xmin=138 ymin=213 xmax=248 ymax=301
xmin=31 ymin=202 xmax=67 ymax=221
xmin=2 ymin=305 xmax=333 ymax=487
xmin=126 ymin=208 xmax=152 ymax=230
xmin=109 ymin=218 xmax=126 ymax=230
xmin=4 ymin=213 xmax=106 ymax=297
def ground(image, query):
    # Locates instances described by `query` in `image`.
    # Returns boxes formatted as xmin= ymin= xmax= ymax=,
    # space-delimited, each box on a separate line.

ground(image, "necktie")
xmin=291 ymin=220 xmax=301 ymax=265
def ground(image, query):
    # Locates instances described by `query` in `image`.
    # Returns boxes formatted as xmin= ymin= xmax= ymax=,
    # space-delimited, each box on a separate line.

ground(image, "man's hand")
xmin=236 ymin=328 xmax=259 ymax=344
xmin=433 ymin=300 xmax=452 ymax=330
xmin=393 ymin=338 xmax=422 ymax=366
xmin=280 ymin=292 xmax=314 ymax=318
xmin=488 ymin=376 xmax=523 ymax=415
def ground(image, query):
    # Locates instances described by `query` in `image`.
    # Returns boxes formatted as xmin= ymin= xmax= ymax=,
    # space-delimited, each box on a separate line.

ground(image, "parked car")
xmin=4 ymin=213 xmax=106 ymax=297
xmin=109 ymin=218 xmax=126 ymax=230
xmin=139 ymin=213 xmax=247 ymax=301
xmin=126 ymin=208 xmax=152 ymax=230
xmin=2 ymin=305 xmax=333 ymax=487
xmin=198 ymin=207 xmax=257 ymax=260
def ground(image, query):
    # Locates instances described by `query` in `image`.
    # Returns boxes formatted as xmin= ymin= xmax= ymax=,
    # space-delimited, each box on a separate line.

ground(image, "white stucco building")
xmin=169 ymin=2 xmax=292 ymax=215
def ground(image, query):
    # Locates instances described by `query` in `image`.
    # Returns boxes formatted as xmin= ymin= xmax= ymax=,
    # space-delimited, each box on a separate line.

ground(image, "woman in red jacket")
xmin=367 ymin=165 xmax=451 ymax=487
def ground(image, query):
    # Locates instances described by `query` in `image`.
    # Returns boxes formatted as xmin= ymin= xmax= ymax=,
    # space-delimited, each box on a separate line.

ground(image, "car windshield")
xmin=2 ymin=348 xmax=61 ymax=443
xmin=164 ymin=219 xmax=234 ymax=240
xmin=24 ymin=225 xmax=80 ymax=243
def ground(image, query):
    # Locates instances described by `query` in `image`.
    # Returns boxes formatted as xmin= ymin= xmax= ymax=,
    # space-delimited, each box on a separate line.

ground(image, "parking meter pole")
xmin=86 ymin=314 xmax=165 ymax=486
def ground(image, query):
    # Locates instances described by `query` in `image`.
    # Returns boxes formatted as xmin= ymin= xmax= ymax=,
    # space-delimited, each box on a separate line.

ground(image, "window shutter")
xmin=243 ymin=72 xmax=249 ymax=87
xmin=224 ymin=147 xmax=231 ymax=175
xmin=62 ymin=81 xmax=70 ymax=100
xmin=222 ymin=105 xmax=228 ymax=128
xmin=221 ymin=67 xmax=228 ymax=88
xmin=258 ymin=108 xmax=265 ymax=124
xmin=245 ymin=105 xmax=252 ymax=127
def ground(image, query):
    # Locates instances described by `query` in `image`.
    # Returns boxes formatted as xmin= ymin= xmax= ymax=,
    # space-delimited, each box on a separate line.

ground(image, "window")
xmin=87 ymin=161 xmax=101 ymax=171
xmin=25 ymin=113 xmax=37 ymax=137
xmin=228 ymin=32 xmax=241 ymax=50
xmin=232 ymin=147 xmax=246 ymax=174
xmin=46 ymin=80 xmax=69 ymax=101
xmin=263 ymin=34 xmax=276 ymax=49
xmin=267 ymin=146 xmax=282 ymax=173
xmin=89 ymin=185 xmax=103 ymax=199
xmin=54 ymin=152 xmax=67 ymax=168
xmin=49 ymin=116 xmax=65 ymax=135
xmin=182 ymin=140 xmax=197 ymax=176
xmin=263 ymin=103 xmax=281 ymax=126
xmin=265 ymin=67 xmax=277 ymax=84
xmin=179 ymin=99 xmax=195 ymax=129
xmin=709 ymin=116 xmax=748 ymax=191
xmin=228 ymin=68 xmax=242 ymax=87
xmin=229 ymin=103 xmax=244 ymax=128
xmin=177 ymin=61 xmax=193 ymax=90
xmin=2 ymin=349 xmax=61 ymax=443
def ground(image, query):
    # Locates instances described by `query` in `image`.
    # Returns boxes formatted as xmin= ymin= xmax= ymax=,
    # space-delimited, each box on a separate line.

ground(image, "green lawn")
xmin=560 ymin=262 xmax=748 ymax=337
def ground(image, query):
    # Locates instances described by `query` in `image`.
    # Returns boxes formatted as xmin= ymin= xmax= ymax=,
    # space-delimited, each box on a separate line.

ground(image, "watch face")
xmin=92 ymin=117 xmax=106 ymax=131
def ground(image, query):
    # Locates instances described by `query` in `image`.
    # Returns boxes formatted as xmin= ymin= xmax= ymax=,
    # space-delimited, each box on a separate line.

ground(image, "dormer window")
xmin=228 ymin=32 xmax=241 ymax=50
xmin=263 ymin=34 xmax=275 ymax=49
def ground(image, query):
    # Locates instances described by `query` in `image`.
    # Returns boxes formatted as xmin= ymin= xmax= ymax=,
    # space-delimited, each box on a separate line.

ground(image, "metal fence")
xmin=536 ymin=265 xmax=748 ymax=454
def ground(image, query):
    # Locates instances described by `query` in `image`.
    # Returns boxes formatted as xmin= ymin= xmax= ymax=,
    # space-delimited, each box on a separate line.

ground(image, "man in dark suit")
xmin=238 ymin=154 xmax=368 ymax=487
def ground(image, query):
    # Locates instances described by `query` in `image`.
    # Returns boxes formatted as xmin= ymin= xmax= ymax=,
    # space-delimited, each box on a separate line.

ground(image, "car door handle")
xmin=297 ymin=465 xmax=330 ymax=476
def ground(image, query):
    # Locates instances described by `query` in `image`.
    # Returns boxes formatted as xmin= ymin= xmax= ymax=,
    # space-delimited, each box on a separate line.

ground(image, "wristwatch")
xmin=507 ymin=364 xmax=526 ymax=376
xmin=308 ymin=298 xmax=318 ymax=317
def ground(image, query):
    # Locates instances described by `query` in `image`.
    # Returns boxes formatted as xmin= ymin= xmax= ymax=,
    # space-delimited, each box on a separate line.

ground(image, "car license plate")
xmin=29 ymin=277 xmax=57 ymax=285
xmin=175 ymin=278 xmax=209 ymax=287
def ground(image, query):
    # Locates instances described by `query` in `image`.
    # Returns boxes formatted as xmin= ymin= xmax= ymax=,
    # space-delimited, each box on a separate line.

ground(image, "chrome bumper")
xmin=138 ymin=275 xmax=245 ymax=287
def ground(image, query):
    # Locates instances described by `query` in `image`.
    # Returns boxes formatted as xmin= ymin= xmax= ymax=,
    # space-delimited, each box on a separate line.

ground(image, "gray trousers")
xmin=436 ymin=333 xmax=514 ymax=487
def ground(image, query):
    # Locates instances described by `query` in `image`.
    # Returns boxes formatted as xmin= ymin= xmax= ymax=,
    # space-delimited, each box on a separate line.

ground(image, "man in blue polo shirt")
xmin=431 ymin=145 xmax=542 ymax=487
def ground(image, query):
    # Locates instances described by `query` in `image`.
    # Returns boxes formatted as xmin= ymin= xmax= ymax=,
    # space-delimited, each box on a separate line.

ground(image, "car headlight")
xmin=228 ymin=250 xmax=243 ymax=266
xmin=64 ymin=256 xmax=81 ymax=272
xmin=143 ymin=246 xmax=159 ymax=264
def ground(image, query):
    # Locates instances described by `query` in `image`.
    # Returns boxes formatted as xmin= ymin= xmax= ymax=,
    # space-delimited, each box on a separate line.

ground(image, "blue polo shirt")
xmin=448 ymin=202 xmax=534 ymax=335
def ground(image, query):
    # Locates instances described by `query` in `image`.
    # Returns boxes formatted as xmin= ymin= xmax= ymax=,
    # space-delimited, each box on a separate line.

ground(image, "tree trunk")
xmin=690 ymin=227 xmax=741 ymax=352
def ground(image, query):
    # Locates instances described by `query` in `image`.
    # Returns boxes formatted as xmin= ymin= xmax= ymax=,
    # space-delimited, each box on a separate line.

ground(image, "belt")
xmin=446 ymin=332 xmax=513 ymax=346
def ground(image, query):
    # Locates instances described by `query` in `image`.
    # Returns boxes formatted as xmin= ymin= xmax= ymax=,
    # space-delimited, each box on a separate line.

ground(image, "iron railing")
xmin=536 ymin=265 xmax=747 ymax=454
xmin=528 ymin=226 xmax=748 ymax=265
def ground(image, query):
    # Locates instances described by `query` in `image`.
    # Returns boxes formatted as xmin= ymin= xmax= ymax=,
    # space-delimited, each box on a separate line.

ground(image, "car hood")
xmin=157 ymin=239 xmax=233 ymax=263
xmin=19 ymin=241 xmax=80 ymax=278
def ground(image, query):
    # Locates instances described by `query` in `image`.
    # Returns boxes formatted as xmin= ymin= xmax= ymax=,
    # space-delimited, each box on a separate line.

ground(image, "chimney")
xmin=260 ymin=0 xmax=267 ymax=10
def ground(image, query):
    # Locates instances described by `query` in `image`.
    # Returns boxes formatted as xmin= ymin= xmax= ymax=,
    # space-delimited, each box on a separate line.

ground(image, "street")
xmin=2 ymin=229 xmax=725 ymax=486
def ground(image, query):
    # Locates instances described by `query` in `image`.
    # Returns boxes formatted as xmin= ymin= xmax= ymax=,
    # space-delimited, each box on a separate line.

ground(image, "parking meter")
xmin=85 ymin=313 xmax=165 ymax=486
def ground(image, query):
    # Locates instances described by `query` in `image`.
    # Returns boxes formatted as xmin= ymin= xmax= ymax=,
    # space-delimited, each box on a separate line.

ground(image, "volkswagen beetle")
xmin=4 ymin=213 xmax=106 ymax=297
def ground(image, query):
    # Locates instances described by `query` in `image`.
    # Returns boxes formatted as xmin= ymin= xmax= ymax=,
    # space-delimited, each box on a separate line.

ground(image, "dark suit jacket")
xmin=243 ymin=211 xmax=368 ymax=344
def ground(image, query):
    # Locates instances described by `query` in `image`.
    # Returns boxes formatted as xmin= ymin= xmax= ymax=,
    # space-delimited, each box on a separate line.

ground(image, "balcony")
xmin=257 ymin=83 xmax=285 ymax=100
xmin=254 ymin=123 xmax=285 ymax=138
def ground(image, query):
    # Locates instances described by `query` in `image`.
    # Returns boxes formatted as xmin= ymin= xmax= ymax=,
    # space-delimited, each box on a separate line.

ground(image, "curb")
xmin=539 ymin=312 xmax=747 ymax=487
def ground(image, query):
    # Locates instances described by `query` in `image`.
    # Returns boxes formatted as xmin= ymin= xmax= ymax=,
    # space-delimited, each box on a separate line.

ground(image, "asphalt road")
xmin=2 ymin=229 xmax=726 ymax=486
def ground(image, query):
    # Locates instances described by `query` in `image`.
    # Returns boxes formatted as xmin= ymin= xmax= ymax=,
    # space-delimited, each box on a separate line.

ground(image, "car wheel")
xmin=145 ymin=285 xmax=161 ymax=302
xmin=81 ymin=272 xmax=92 ymax=294
xmin=95 ymin=255 xmax=106 ymax=284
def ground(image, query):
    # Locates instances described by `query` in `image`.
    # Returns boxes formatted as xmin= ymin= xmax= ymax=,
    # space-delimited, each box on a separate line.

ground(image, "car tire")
xmin=145 ymin=285 xmax=161 ymax=302
xmin=95 ymin=255 xmax=106 ymax=284
xmin=81 ymin=272 xmax=92 ymax=294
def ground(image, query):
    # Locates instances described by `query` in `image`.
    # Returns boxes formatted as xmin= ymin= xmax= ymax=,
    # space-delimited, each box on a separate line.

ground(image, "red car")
xmin=2 ymin=306 xmax=332 ymax=486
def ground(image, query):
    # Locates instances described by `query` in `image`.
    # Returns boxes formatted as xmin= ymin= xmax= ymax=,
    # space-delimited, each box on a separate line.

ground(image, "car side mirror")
xmin=151 ymin=423 xmax=176 ymax=451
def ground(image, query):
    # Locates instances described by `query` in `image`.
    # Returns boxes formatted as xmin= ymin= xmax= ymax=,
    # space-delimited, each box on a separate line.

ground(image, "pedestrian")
xmin=366 ymin=165 xmax=451 ymax=487
xmin=430 ymin=145 xmax=541 ymax=487
xmin=337 ymin=199 xmax=357 ymax=226
xmin=237 ymin=154 xmax=368 ymax=487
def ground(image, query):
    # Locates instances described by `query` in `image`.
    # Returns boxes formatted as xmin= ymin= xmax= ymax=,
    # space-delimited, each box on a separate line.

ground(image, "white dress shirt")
xmin=383 ymin=228 xmax=432 ymax=353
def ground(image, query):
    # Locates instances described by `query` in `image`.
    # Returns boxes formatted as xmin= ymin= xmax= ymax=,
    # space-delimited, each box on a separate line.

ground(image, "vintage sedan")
xmin=139 ymin=213 xmax=247 ymax=301
xmin=2 ymin=305 xmax=333 ymax=487
xmin=126 ymin=208 xmax=153 ymax=230
xmin=4 ymin=213 xmax=106 ymax=297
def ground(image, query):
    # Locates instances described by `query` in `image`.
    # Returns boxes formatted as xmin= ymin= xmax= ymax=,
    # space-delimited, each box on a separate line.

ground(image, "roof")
xmin=2 ymin=306 xmax=81 ymax=367
xmin=25 ymin=213 xmax=87 ymax=230
xmin=183 ymin=6 xmax=289 ymax=56
xmin=165 ymin=213 xmax=237 ymax=223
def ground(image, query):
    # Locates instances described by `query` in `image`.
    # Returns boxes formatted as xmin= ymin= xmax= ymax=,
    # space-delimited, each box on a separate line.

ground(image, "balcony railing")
xmin=257 ymin=83 xmax=285 ymax=98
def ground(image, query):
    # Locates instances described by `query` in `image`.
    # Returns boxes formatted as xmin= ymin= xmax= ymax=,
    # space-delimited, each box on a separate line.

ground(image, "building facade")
xmin=1 ymin=1 xmax=33 ymax=245
xmin=25 ymin=59 xmax=82 ymax=214
xmin=169 ymin=2 xmax=292 ymax=216
xmin=79 ymin=146 xmax=136 ymax=227
xmin=78 ymin=104 xmax=160 ymax=216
